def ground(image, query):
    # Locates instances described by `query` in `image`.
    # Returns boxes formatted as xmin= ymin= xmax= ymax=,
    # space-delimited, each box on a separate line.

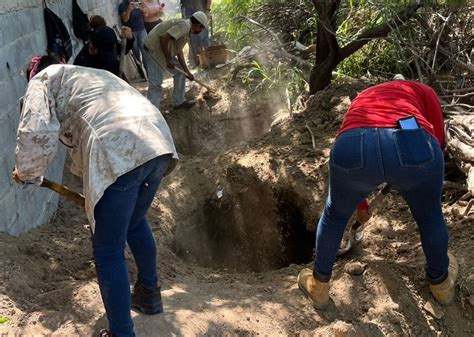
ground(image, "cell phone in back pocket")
xmin=397 ymin=116 xmax=420 ymax=130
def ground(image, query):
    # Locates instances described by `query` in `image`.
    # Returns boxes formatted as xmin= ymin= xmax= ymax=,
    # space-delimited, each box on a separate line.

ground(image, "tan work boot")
xmin=297 ymin=268 xmax=330 ymax=310
xmin=429 ymin=251 xmax=458 ymax=305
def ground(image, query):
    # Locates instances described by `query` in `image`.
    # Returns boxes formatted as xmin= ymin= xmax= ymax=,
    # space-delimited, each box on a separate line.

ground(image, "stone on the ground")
xmin=314 ymin=320 xmax=358 ymax=337
xmin=344 ymin=262 xmax=366 ymax=276
xmin=423 ymin=300 xmax=444 ymax=319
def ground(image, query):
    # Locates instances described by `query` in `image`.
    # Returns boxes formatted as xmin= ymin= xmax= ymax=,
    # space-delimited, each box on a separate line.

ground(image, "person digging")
xmin=142 ymin=11 xmax=209 ymax=110
xmin=298 ymin=77 xmax=458 ymax=310
xmin=13 ymin=57 xmax=179 ymax=337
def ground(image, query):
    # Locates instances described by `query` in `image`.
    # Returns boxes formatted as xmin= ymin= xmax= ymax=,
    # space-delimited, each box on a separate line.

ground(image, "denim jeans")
xmin=188 ymin=30 xmax=210 ymax=66
xmin=132 ymin=29 xmax=147 ymax=67
xmin=143 ymin=49 xmax=186 ymax=110
xmin=314 ymin=128 xmax=449 ymax=283
xmin=92 ymin=154 xmax=171 ymax=337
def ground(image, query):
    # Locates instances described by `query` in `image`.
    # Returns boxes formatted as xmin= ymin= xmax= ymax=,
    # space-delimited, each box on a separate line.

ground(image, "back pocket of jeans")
xmin=394 ymin=129 xmax=434 ymax=167
xmin=331 ymin=132 xmax=364 ymax=170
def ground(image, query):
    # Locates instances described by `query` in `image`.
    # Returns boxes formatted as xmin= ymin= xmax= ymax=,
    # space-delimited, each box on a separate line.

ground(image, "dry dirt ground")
xmin=0 ymin=67 xmax=473 ymax=336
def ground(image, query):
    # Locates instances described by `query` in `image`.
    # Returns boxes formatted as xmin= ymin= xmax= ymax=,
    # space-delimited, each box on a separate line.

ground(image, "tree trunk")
xmin=309 ymin=1 xmax=423 ymax=94
xmin=310 ymin=0 xmax=340 ymax=94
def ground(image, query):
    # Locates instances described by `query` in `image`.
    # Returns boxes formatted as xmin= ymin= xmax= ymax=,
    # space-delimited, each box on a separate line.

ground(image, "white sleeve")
xmin=15 ymin=74 xmax=60 ymax=181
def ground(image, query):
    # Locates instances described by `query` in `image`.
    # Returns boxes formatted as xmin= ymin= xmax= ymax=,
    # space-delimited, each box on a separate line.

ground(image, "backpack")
xmin=44 ymin=5 xmax=73 ymax=62
xmin=72 ymin=0 xmax=90 ymax=43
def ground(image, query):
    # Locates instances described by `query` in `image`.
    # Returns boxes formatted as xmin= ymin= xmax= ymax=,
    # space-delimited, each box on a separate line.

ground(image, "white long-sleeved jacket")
xmin=15 ymin=65 xmax=178 ymax=231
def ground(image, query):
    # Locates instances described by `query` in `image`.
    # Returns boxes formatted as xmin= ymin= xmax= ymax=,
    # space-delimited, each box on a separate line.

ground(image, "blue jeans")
xmin=143 ymin=49 xmax=186 ymax=110
xmin=132 ymin=29 xmax=148 ymax=67
xmin=92 ymin=154 xmax=171 ymax=337
xmin=314 ymin=128 xmax=449 ymax=283
xmin=189 ymin=30 xmax=210 ymax=65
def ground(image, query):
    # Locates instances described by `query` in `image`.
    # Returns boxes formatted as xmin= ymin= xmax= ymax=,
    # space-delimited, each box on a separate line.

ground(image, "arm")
xmin=143 ymin=0 xmax=164 ymax=17
xmin=15 ymin=78 xmax=61 ymax=182
xmin=159 ymin=32 xmax=175 ymax=68
xmin=177 ymin=49 xmax=194 ymax=80
xmin=120 ymin=2 xmax=134 ymax=24
xmin=117 ymin=26 xmax=135 ymax=54
xmin=205 ymin=0 xmax=212 ymax=17
xmin=424 ymin=86 xmax=445 ymax=149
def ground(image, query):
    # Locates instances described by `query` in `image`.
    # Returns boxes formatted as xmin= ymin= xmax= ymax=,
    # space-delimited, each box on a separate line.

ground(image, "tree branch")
xmin=337 ymin=3 xmax=422 ymax=62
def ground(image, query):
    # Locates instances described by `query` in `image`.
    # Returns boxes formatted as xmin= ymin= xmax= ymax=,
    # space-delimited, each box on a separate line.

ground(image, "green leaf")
xmin=0 ymin=317 xmax=9 ymax=324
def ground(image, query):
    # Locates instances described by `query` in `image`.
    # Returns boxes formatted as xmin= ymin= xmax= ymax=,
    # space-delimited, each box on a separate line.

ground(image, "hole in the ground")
xmin=172 ymin=167 xmax=314 ymax=272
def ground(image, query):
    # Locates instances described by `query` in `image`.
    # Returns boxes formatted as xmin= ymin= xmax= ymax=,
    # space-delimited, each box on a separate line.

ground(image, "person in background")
xmin=89 ymin=15 xmax=107 ymax=30
xmin=297 ymin=77 xmax=458 ymax=309
xmin=143 ymin=11 xmax=209 ymax=110
xmin=14 ymin=58 xmax=179 ymax=337
xmin=180 ymin=0 xmax=211 ymax=67
xmin=119 ymin=0 xmax=148 ymax=67
xmin=143 ymin=0 xmax=165 ymax=33
xmin=74 ymin=25 xmax=134 ymax=77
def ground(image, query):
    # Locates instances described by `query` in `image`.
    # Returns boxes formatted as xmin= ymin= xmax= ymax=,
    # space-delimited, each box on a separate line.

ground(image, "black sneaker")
xmin=174 ymin=100 xmax=196 ymax=110
xmin=131 ymin=282 xmax=164 ymax=315
xmin=99 ymin=329 xmax=113 ymax=337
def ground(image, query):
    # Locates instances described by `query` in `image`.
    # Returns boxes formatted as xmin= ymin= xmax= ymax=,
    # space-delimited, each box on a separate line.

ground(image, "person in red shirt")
xmin=298 ymin=78 xmax=457 ymax=309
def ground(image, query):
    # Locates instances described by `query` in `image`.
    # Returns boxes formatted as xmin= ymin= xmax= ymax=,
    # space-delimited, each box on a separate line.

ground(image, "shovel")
xmin=174 ymin=66 xmax=221 ymax=100
xmin=337 ymin=183 xmax=391 ymax=256
xmin=112 ymin=25 xmax=127 ymax=79
xmin=174 ymin=66 xmax=214 ymax=92
xmin=41 ymin=178 xmax=85 ymax=207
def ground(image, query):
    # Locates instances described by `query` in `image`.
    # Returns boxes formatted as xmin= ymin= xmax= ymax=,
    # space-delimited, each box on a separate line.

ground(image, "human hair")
xmin=190 ymin=16 xmax=200 ymax=25
xmin=89 ymin=15 xmax=107 ymax=30
xmin=26 ymin=55 xmax=61 ymax=81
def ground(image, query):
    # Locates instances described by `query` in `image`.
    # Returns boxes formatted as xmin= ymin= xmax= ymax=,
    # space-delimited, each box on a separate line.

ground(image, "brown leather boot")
xmin=297 ymin=268 xmax=330 ymax=310
xmin=429 ymin=251 xmax=458 ymax=305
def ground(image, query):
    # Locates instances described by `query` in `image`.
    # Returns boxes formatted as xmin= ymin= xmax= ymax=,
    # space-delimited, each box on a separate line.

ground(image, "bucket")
xmin=199 ymin=45 xmax=229 ymax=69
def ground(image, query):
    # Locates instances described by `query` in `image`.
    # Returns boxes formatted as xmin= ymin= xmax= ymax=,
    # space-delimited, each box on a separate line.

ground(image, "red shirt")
xmin=339 ymin=80 xmax=445 ymax=148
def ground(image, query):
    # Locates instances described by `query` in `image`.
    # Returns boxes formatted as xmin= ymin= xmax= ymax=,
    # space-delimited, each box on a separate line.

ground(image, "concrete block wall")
xmin=0 ymin=0 xmax=121 ymax=235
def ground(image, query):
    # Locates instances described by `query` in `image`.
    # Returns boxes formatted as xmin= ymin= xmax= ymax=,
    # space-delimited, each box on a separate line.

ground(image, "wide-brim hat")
xmin=192 ymin=11 xmax=209 ymax=30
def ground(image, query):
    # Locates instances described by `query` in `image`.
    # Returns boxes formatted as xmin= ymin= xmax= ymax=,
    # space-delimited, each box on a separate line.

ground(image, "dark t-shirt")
xmin=74 ymin=44 xmax=119 ymax=75
xmin=181 ymin=0 xmax=207 ymax=17
xmin=73 ymin=39 xmax=134 ymax=76
xmin=119 ymin=1 xmax=145 ymax=32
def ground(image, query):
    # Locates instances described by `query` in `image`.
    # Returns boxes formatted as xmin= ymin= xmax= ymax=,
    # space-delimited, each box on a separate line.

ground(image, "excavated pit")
xmin=159 ymin=79 xmax=317 ymax=272
xmin=172 ymin=178 xmax=315 ymax=273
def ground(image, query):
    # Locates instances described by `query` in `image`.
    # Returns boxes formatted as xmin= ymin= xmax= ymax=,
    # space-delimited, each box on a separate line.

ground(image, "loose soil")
xmin=1 ymin=66 xmax=473 ymax=336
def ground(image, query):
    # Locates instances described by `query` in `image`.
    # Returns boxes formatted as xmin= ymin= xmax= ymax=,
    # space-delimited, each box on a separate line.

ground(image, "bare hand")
xmin=128 ymin=2 xmax=142 ymax=11
xmin=356 ymin=208 xmax=371 ymax=225
xmin=120 ymin=26 xmax=133 ymax=40
xmin=12 ymin=168 xmax=23 ymax=184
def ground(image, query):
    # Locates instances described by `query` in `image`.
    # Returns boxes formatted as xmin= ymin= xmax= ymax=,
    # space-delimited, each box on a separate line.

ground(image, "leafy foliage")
xmin=213 ymin=0 xmax=266 ymax=49
xmin=214 ymin=0 xmax=471 ymax=93
xmin=243 ymin=60 xmax=306 ymax=103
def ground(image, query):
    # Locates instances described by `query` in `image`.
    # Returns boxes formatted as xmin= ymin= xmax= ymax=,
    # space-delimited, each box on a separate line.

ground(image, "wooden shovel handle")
xmin=41 ymin=178 xmax=85 ymax=207
xmin=174 ymin=67 xmax=213 ymax=91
